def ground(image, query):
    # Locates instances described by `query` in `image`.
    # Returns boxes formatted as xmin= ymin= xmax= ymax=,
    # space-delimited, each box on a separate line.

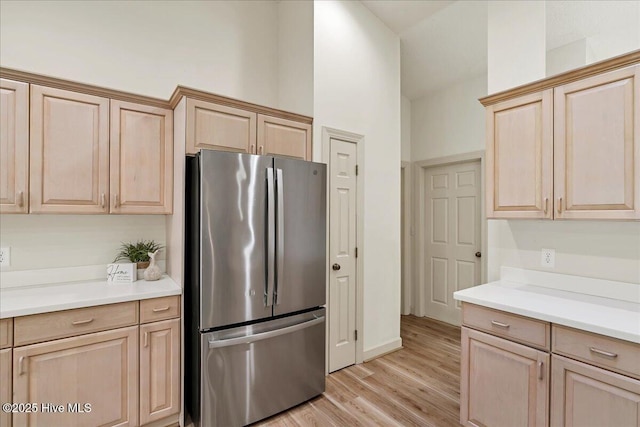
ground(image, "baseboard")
xmin=363 ymin=337 xmax=403 ymax=362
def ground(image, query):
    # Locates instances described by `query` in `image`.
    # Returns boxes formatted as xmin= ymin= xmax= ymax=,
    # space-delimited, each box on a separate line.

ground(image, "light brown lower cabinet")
xmin=140 ymin=319 xmax=180 ymax=425
xmin=12 ymin=326 xmax=139 ymax=427
xmin=461 ymin=326 xmax=549 ymax=427
xmin=5 ymin=297 xmax=180 ymax=427
xmin=461 ymin=303 xmax=640 ymax=427
xmin=551 ymin=354 xmax=640 ymax=427
xmin=0 ymin=348 xmax=11 ymax=427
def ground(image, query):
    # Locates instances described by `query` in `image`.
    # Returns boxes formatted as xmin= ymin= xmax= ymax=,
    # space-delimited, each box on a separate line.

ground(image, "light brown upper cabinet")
xmin=258 ymin=114 xmax=312 ymax=160
xmin=181 ymin=93 xmax=313 ymax=160
xmin=483 ymin=54 xmax=640 ymax=221
xmin=186 ymin=98 xmax=256 ymax=155
xmin=554 ymin=65 xmax=639 ymax=220
xmin=486 ymin=90 xmax=553 ymax=219
xmin=0 ymin=78 xmax=29 ymax=214
xmin=30 ymin=85 xmax=110 ymax=214
xmin=110 ymin=100 xmax=173 ymax=214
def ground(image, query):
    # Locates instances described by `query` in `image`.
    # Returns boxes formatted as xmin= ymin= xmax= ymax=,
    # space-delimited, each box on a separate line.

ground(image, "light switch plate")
xmin=541 ymin=248 xmax=555 ymax=268
xmin=0 ymin=247 xmax=10 ymax=267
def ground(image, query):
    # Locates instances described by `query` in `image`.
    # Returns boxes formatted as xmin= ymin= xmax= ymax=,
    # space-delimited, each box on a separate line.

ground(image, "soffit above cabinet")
xmin=480 ymin=49 xmax=640 ymax=106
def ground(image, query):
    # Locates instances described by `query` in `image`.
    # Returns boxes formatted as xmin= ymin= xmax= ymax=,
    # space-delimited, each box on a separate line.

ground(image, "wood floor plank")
xmin=253 ymin=315 xmax=461 ymax=427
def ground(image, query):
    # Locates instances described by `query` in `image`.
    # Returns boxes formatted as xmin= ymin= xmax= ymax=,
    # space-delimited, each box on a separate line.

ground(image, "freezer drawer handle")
xmin=208 ymin=316 xmax=324 ymax=349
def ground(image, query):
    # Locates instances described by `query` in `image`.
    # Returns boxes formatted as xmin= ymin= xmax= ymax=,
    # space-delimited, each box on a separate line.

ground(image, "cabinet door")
xmin=0 ymin=79 xmax=29 ymax=214
xmin=0 ymin=349 xmax=11 ymax=427
xmin=461 ymin=327 xmax=549 ymax=427
xmin=110 ymin=101 xmax=173 ymax=214
xmin=30 ymin=85 xmax=109 ymax=214
xmin=185 ymin=98 xmax=256 ymax=155
xmin=551 ymin=354 xmax=640 ymax=427
xmin=139 ymin=319 xmax=180 ymax=425
xmin=486 ymin=90 xmax=553 ymax=219
xmin=13 ymin=326 xmax=138 ymax=427
xmin=257 ymin=115 xmax=312 ymax=160
xmin=555 ymin=65 xmax=640 ymax=220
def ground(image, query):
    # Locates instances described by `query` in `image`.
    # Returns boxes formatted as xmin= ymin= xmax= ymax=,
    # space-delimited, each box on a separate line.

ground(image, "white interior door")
xmin=328 ymin=137 xmax=357 ymax=372
xmin=423 ymin=160 xmax=481 ymax=325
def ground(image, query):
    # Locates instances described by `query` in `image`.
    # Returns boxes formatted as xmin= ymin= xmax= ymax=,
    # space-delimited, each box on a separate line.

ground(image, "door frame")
xmin=322 ymin=126 xmax=365 ymax=371
xmin=401 ymin=162 xmax=413 ymax=315
xmin=414 ymin=151 xmax=487 ymax=317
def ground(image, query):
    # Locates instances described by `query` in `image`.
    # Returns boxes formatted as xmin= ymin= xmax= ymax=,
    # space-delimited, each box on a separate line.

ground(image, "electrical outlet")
xmin=0 ymin=247 xmax=10 ymax=267
xmin=541 ymin=248 xmax=555 ymax=268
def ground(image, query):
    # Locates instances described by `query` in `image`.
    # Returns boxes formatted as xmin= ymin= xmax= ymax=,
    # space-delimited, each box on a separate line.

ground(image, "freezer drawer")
xmin=199 ymin=308 xmax=326 ymax=427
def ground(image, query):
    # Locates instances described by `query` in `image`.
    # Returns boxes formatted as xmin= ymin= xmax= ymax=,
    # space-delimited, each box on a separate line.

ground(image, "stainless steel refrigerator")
xmin=185 ymin=149 xmax=327 ymax=427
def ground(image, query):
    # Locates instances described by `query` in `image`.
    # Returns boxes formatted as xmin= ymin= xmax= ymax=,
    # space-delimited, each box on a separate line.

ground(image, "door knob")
xmin=475 ymin=252 xmax=482 ymax=258
xmin=332 ymin=263 xmax=341 ymax=271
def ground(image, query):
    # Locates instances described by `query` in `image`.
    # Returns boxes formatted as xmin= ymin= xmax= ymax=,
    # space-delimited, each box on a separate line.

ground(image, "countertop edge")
xmin=0 ymin=277 xmax=182 ymax=319
xmin=454 ymin=290 xmax=640 ymax=345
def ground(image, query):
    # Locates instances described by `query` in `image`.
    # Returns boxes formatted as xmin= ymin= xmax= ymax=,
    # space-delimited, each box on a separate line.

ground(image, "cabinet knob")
xmin=332 ymin=263 xmax=341 ymax=271
xmin=475 ymin=252 xmax=481 ymax=258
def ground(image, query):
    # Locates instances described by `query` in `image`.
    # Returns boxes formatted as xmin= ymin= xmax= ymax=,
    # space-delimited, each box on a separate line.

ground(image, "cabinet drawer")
xmin=552 ymin=325 xmax=640 ymax=380
xmin=14 ymin=301 xmax=139 ymax=346
xmin=140 ymin=296 xmax=180 ymax=323
xmin=0 ymin=318 xmax=12 ymax=349
xmin=462 ymin=303 xmax=550 ymax=350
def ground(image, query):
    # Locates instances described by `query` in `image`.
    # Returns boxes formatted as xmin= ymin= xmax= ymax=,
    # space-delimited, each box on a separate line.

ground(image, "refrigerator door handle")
xmin=275 ymin=168 xmax=285 ymax=305
xmin=207 ymin=316 xmax=324 ymax=349
xmin=266 ymin=167 xmax=276 ymax=307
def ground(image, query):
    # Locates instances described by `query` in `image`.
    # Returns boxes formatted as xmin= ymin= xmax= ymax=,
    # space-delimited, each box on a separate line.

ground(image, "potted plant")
xmin=114 ymin=240 xmax=163 ymax=270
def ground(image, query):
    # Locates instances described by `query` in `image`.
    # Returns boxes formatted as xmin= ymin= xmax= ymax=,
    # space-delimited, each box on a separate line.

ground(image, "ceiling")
xmin=361 ymin=0 xmax=640 ymax=101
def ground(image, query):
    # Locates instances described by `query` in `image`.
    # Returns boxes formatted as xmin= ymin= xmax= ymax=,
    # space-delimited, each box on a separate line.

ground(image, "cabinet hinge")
xmin=355 ymin=165 xmax=359 ymax=176
xmin=355 ymin=330 xmax=358 ymax=341
xmin=355 ymin=247 xmax=358 ymax=258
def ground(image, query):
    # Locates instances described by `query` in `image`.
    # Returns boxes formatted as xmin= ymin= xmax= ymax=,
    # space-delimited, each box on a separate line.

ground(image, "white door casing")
xmin=328 ymin=137 xmax=358 ymax=372
xmin=421 ymin=160 xmax=482 ymax=325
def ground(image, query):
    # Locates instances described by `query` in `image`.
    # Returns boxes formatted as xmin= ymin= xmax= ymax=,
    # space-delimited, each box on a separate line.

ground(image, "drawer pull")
xmin=18 ymin=356 xmax=26 ymax=375
xmin=72 ymin=318 xmax=94 ymax=326
xmin=490 ymin=320 xmax=510 ymax=329
xmin=152 ymin=306 xmax=170 ymax=313
xmin=144 ymin=331 xmax=148 ymax=348
xmin=589 ymin=347 xmax=618 ymax=359
xmin=538 ymin=361 xmax=543 ymax=380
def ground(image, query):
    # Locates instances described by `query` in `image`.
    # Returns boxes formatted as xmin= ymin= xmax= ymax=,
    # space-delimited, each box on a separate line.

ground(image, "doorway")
xmin=322 ymin=127 xmax=364 ymax=373
xmin=415 ymin=153 xmax=485 ymax=325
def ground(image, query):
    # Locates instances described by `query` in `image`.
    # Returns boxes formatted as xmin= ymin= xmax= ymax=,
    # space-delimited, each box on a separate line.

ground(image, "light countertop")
xmin=454 ymin=268 xmax=640 ymax=344
xmin=0 ymin=275 xmax=181 ymax=318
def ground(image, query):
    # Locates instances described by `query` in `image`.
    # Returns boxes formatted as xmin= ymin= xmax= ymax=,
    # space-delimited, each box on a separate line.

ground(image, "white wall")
xmin=487 ymin=1 xmax=546 ymax=94
xmin=277 ymin=1 xmax=314 ymax=116
xmin=411 ymin=73 xmax=487 ymax=161
xmin=314 ymin=0 xmax=402 ymax=356
xmin=487 ymin=1 xmax=640 ymax=285
xmin=401 ymin=95 xmax=411 ymax=162
xmin=0 ymin=0 xmax=279 ymax=104
xmin=0 ymin=215 xmax=166 ymax=274
xmin=546 ymin=39 xmax=588 ymax=76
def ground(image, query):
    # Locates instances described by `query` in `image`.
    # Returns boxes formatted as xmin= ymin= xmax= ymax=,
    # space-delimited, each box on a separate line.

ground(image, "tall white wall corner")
xmin=487 ymin=0 xmax=546 ymax=94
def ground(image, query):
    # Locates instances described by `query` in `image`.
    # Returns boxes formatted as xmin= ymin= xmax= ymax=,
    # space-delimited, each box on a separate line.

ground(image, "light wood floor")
xmin=255 ymin=315 xmax=462 ymax=427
